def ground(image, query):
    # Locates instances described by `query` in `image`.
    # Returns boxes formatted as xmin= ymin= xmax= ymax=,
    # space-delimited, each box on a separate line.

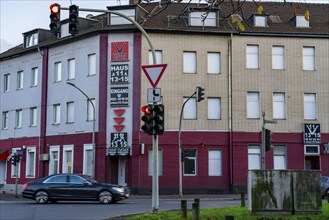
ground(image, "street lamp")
xmin=66 ymin=82 xmax=96 ymax=178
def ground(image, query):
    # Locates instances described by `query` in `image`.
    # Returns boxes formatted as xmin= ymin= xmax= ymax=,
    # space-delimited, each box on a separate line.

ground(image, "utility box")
xmin=248 ymin=170 xmax=322 ymax=214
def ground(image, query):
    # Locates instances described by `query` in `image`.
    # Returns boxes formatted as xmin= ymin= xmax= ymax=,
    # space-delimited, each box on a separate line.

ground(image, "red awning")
xmin=0 ymin=150 xmax=9 ymax=161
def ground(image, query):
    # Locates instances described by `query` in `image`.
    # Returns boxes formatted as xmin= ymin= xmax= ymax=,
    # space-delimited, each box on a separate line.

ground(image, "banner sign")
xmin=108 ymin=133 xmax=129 ymax=156
xmin=110 ymin=64 xmax=129 ymax=84
xmin=304 ymin=124 xmax=321 ymax=144
xmin=111 ymin=41 xmax=129 ymax=61
xmin=110 ymin=87 xmax=129 ymax=107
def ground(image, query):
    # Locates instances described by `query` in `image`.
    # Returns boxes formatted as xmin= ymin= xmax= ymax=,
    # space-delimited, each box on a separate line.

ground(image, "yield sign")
xmin=141 ymin=64 xmax=167 ymax=88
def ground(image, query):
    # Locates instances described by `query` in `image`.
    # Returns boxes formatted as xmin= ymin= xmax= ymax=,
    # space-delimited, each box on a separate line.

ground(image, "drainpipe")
xmin=228 ymin=33 xmax=233 ymax=192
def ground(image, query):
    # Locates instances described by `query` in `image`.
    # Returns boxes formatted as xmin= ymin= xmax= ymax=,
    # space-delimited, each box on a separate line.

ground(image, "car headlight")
xmin=112 ymin=187 xmax=124 ymax=193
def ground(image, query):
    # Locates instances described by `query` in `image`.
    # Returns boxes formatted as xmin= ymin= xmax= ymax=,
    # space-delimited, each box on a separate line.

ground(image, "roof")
xmin=1 ymin=1 xmax=328 ymax=60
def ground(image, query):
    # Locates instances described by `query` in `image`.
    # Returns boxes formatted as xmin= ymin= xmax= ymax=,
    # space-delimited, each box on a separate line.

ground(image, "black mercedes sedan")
xmin=22 ymin=174 xmax=130 ymax=204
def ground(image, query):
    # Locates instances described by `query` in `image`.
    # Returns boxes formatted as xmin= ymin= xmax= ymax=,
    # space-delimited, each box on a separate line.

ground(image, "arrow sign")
xmin=142 ymin=64 xmax=167 ymax=88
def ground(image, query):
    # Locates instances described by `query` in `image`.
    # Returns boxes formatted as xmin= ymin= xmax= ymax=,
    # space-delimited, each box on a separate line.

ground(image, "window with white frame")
xmin=189 ymin=11 xmax=216 ymax=27
xmin=246 ymin=45 xmax=259 ymax=69
xmin=303 ymin=46 xmax=315 ymax=71
xmin=207 ymin=52 xmax=221 ymax=74
xmin=30 ymin=107 xmax=37 ymax=127
xmin=184 ymin=149 xmax=197 ymax=175
xmin=88 ymin=54 xmax=96 ymax=76
xmin=148 ymin=149 xmax=163 ymax=176
xmin=248 ymin=145 xmax=261 ymax=170
xmin=272 ymin=46 xmax=285 ymax=70
xmin=25 ymin=33 xmax=38 ymax=47
xmin=83 ymin=144 xmax=93 ymax=176
xmin=87 ymin=99 xmax=95 ymax=121
xmin=247 ymin=92 xmax=260 ymax=119
xmin=208 ymin=98 xmax=221 ymax=120
xmin=54 ymin=62 xmax=62 ymax=82
xmin=273 ymin=93 xmax=285 ymax=119
xmin=68 ymin=58 xmax=75 ymax=80
xmin=183 ymin=97 xmax=196 ymax=119
xmin=66 ymin=101 xmax=74 ymax=123
xmin=31 ymin=67 xmax=38 ymax=87
xmin=3 ymin=73 xmax=10 ymax=92
xmin=253 ymin=16 xmax=267 ymax=27
xmin=149 ymin=50 xmax=163 ymax=65
xmin=2 ymin=111 xmax=9 ymax=129
xmin=296 ymin=15 xmax=309 ymax=28
xmin=15 ymin=109 xmax=22 ymax=128
xmin=110 ymin=9 xmax=136 ymax=25
xmin=53 ymin=104 xmax=61 ymax=124
xmin=26 ymin=147 xmax=36 ymax=178
xmin=11 ymin=148 xmax=21 ymax=178
xmin=304 ymin=93 xmax=316 ymax=120
xmin=49 ymin=146 xmax=60 ymax=175
xmin=208 ymin=149 xmax=222 ymax=176
xmin=63 ymin=145 xmax=74 ymax=173
xmin=17 ymin=71 xmax=24 ymax=89
xmin=273 ymin=145 xmax=287 ymax=170
xmin=183 ymin=51 xmax=197 ymax=74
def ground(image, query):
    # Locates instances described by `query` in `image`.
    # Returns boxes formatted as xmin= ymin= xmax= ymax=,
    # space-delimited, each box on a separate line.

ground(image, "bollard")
xmin=241 ymin=192 xmax=245 ymax=207
xmin=225 ymin=216 xmax=234 ymax=220
xmin=194 ymin=198 xmax=200 ymax=204
xmin=192 ymin=202 xmax=200 ymax=220
xmin=181 ymin=199 xmax=187 ymax=219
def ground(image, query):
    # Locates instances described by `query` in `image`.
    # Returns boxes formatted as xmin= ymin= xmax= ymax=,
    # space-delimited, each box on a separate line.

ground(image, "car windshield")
xmin=81 ymin=175 xmax=98 ymax=183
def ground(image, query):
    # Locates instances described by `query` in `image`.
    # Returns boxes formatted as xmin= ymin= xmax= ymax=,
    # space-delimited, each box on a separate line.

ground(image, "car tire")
xmin=98 ymin=191 xmax=113 ymax=204
xmin=35 ymin=190 xmax=49 ymax=204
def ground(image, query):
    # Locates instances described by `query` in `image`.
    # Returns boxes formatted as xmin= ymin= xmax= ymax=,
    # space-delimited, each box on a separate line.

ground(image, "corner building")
xmin=0 ymin=1 xmax=328 ymax=194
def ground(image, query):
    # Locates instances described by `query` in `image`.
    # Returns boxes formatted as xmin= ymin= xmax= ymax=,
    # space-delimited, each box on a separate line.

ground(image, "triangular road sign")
xmin=142 ymin=64 xmax=167 ymax=88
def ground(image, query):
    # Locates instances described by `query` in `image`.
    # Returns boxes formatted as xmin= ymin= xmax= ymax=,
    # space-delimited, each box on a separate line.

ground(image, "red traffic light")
xmin=50 ymin=3 xmax=60 ymax=14
xmin=141 ymin=105 xmax=151 ymax=115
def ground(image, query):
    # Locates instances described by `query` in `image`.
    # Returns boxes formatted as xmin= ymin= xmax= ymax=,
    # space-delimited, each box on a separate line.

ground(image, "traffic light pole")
xmin=261 ymin=112 xmax=276 ymax=169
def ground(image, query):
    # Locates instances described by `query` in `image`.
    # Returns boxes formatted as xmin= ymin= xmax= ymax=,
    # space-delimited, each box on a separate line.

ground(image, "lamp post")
xmin=67 ymin=82 xmax=95 ymax=178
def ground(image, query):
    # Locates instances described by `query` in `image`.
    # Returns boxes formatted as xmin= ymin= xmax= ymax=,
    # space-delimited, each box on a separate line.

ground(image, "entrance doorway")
xmin=118 ymin=157 xmax=127 ymax=186
xmin=305 ymin=156 xmax=320 ymax=170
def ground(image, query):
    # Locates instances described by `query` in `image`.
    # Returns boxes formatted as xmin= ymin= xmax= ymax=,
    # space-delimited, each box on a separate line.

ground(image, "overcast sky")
xmin=1 ymin=0 xmax=328 ymax=53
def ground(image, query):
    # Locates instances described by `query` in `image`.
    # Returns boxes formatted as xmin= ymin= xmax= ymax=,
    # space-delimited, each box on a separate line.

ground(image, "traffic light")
xmin=49 ymin=3 xmax=61 ymax=34
xmin=69 ymin=5 xmax=79 ymax=35
xmin=196 ymin=86 xmax=205 ymax=102
xmin=153 ymin=104 xmax=165 ymax=135
xmin=265 ymin=129 xmax=272 ymax=151
xmin=141 ymin=105 xmax=154 ymax=135
xmin=11 ymin=153 xmax=17 ymax=166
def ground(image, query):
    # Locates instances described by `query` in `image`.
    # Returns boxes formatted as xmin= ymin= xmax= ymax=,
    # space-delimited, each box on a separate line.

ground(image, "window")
xmin=304 ymin=93 xmax=316 ymax=120
xmin=30 ymin=107 xmax=37 ymax=126
xmin=2 ymin=111 xmax=9 ymax=129
xmin=54 ymin=62 xmax=62 ymax=82
xmin=88 ymin=54 xmax=96 ymax=76
xmin=184 ymin=149 xmax=197 ymax=175
xmin=87 ymin=99 xmax=95 ymax=121
xmin=31 ymin=67 xmax=38 ymax=86
xmin=15 ymin=109 xmax=22 ymax=128
xmin=208 ymin=98 xmax=221 ymax=120
xmin=63 ymin=145 xmax=74 ymax=173
xmin=68 ymin=58 xmax=75 ymax=80
xmin=66 ymin=101 xmax=74 ymax=123
xmin=272 ymin=46 xmax=285 ymax=70
xmin=3 ymin=74 xmax=10 ymax=92
xmin=17 ymin=71 xmax=24 ymax=89
xmin=207 ymin=52 xmax=221 ymax=74
xmin=248 ymin=145 xmax=261 ymax=170
xmin=11 ymin=148 xmax=21 ymax=178
xmin=273 ymin=93 xmax=285 ymax=119
xmin=183 ymin=51 xmax=196 ymax=74
xmin=49 ymin=146 xmax=60 ymax=175
xmin=83 ymin=144 xmax=93 ymax=176
xmin=273 ymin=145 xmax=287 ymax=170
xmin=148 ymin=149 xmax=163 ymax=176
xmin=303 ymin=47 xmax=315 ymax=71
xmin=45 ymin=175 xmax=67 ymax=183
xmin=247 ymin=92 xmax=260 ymax=119
xmin=149 ymin=50 xmax=163 ymax=65
xmin=246 ymin=45 xmax=259 ymax=69
xmin=183 ymin=97 xmax=196 ymax=119
xmin=296 ymin=15 xmax=309 ymax=28
xmin=26 ymin=147 xmax=36 ymax=178
xmin=110 ymin=9 xmax=136 ymax=25
xmin=25 ymin=33 xmax=38 ymax=47
xmin=208 ymin=149 xmax=222 ymax=176
xmin=53 ymin=104 xmax=61 ymax=124
xmin=253 ymin=16 xmax=267 ymax=27
xmin=189 ymin=11 xmax=216 ymax=27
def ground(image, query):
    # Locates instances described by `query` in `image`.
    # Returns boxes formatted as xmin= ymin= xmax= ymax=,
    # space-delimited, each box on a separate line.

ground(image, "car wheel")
xmin=35 ymin=191 xmax=49 ymax=204
xmin=98 ymin=191 xmax=113 ymax=204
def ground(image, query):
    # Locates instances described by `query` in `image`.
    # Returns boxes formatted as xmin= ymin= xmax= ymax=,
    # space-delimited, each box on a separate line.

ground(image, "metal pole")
xmin=67 ymin=82 xmax=96 ymax=178
xmin=152 ymin=134 xmax=159 ymax=213
xmin=261 ymin=112 xmax=265 ymax=170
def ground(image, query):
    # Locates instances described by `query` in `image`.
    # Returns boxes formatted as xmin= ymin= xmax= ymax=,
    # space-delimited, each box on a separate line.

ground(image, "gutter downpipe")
xmin=228 ymin=33 xmax=233 ymax=192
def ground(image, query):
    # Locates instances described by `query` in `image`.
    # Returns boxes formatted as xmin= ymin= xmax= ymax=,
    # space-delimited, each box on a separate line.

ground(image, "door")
xmin=118 ymin=157 xmax=126 ymax=186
